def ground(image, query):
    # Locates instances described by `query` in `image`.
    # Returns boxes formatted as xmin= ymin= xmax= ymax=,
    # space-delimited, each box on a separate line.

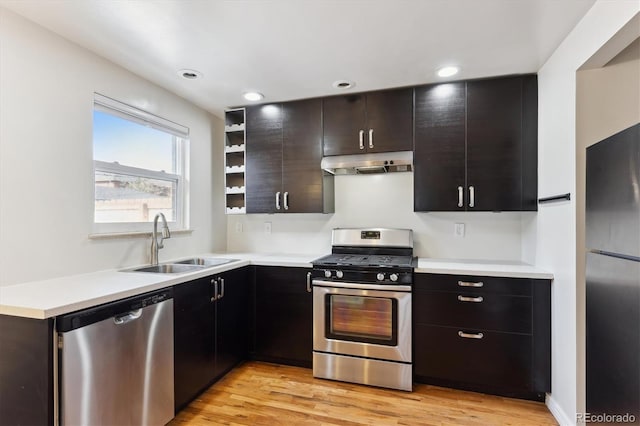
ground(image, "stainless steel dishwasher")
xmin=57 ymin=288 xmax=174 ymax=426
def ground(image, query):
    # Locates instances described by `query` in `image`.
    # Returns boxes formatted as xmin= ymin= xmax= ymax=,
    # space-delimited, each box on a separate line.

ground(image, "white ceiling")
xmin=1 ymin=0 xmax=596 ymax=117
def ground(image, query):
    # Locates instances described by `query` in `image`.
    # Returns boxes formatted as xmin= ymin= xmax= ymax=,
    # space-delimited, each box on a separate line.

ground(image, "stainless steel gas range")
xmin=311 ymin=228 xmax=416 ymax=391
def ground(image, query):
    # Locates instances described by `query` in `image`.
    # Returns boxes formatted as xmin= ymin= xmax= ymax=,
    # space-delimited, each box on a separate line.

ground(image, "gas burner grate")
xmin=313 ymin=254 xmax=414 ymax=268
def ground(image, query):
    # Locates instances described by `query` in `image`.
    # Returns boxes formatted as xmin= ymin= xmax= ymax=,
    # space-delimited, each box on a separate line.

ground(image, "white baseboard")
xmin=546 ymin=394 xmax=575 ymax=426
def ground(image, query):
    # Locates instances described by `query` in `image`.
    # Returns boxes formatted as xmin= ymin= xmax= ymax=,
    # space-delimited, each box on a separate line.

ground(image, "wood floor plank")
xmin=169 ymin=362 xmax=557 ymax=426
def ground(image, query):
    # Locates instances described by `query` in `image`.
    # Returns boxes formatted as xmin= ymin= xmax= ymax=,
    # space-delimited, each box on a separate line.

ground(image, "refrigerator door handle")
xmin=589 ymin=249 xmax=640 ymax=263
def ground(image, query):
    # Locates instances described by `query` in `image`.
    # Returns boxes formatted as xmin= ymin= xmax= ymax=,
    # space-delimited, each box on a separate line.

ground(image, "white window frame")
xmin=92 ymin=93 xmax=189 ymax=235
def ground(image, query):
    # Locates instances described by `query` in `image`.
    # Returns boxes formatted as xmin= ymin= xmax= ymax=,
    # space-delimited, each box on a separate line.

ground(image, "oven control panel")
xmin=313 ymin=268 xmax=413 ymax=285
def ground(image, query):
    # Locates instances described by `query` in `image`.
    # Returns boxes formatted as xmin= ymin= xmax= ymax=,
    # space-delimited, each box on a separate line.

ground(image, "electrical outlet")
xmin=454 ymin=223 xmax=465 ymax=238
xmin=235 ymin=222 xmax=243 ymax=233
xmin=264 ymin=222 xmax=272 ymax=234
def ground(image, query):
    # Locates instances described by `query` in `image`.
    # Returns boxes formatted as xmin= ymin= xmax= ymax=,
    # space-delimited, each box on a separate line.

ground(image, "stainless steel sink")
xmin=121 ymin=257 xmax=238 ymax=274
xmin=174 ymin=257 xmax=238 ymax=267
xmin=127 ymin=264 xmax=205 ymax=274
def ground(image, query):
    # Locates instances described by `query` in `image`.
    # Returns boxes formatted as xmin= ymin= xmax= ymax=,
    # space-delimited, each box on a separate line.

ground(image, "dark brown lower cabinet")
xmin=0 ymin=315 xmax=54 ymax=426
xmin=174 ymin=267 xmax=249 ymax=411
xmin=173 ymin=275 xmax=215 ymax=411
xmin=415 ymin=325 xmax=533 ymax=390
xmin=413 ymin=273 xmax=551 ymax=401
xmin=216 ymin=267 xmax=251 ymax=376
xmin=251 ymin=266 xmax=313 ymax=367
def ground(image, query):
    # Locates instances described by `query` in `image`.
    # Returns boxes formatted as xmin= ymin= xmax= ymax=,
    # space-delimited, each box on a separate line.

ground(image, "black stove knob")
xmin=376 ymin=273 xmax=385 ymax=281
xmin=336 ymin=270 xmax=344 ymax=279
xmin=324 ymin=270 xmax=332 ymax=278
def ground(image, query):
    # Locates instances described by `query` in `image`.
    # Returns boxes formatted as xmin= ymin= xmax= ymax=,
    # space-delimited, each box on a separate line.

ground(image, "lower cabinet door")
xmin=173 ymin=277 xmax=216 ymax=411
xmin=215 ymin=267 xmax=249 ymax=378
xmin=414 ymin=324 xmax=532 ymax=391
xmin=253 ymin=266 xmax=313 ymax=367
xmin=413 ymin=290 xmax=532 ymax=334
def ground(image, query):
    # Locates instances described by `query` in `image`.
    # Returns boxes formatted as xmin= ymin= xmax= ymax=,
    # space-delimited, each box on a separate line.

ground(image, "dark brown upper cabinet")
xmin=414 ymin=75 xmax=538 ymax=212
xmin=245 ymin=99 xmax=334 ymax=214
xmin=323 ymin=88 xmax=413 ymax=156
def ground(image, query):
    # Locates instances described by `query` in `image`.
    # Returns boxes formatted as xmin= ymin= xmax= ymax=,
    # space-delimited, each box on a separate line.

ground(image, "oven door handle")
xmin=312 ymin=279 xmax=411 ymax=292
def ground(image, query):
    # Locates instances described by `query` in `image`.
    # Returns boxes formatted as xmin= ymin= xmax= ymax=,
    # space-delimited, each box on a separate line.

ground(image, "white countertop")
xmin=0 ymin=253 xmax=319 ymax=320
xmin=0 ymin=253 xmax=552 ymax=320
xmin=415 ymin=258 xmax=553 ymax=280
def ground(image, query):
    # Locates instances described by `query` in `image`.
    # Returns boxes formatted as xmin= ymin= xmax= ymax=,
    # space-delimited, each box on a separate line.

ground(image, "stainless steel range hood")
xmin=321 ymin=151 xmax=413 ymax=175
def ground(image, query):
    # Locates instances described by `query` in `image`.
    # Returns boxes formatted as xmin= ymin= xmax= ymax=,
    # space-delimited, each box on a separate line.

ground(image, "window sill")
xmin=88 ymin=229 xmax=194 ymax=240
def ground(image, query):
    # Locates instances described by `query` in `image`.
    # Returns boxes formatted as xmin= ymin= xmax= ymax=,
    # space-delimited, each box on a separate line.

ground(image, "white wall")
xmin=0 ymin=7 xmax=226 ymax=286
xmin=228 ymin=172 xmax=525 ymax=260
xmin=523 ymin=2 xmax=640 ymax=424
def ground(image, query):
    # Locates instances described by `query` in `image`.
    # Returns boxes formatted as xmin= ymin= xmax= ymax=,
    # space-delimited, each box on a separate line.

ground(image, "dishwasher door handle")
xmin=113 ymin=309 xmax=142 ymax=325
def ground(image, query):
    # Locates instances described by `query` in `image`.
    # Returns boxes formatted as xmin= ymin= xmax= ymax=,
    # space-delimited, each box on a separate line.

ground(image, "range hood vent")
xmin=321 ymin=151 xmax=413 ymax=175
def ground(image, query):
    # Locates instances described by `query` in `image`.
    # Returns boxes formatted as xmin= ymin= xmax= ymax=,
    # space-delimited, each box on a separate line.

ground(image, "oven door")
xmin=313 ymin=281 xmax=411 ymax=363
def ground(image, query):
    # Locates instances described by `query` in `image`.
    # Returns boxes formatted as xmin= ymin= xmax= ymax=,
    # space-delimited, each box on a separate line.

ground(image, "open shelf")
xmin=226 ymin=186 xmax=246 ymax=194
xmin=226 ymin=206 xmax=246 ymax=215
xmin=225 ymin=108 xmax=246 ymax=214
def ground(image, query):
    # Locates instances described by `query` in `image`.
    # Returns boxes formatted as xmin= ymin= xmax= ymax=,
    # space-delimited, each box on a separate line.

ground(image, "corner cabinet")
xmin=413 ymin=273 xmax=551 ymax=401
xmin=245 ymin=99 xmax=334 ymax=214
xmin=224 ymin=108 xmax=246 ymax=214
xmin=323 ymin=88 xmax=413 ymax=156
xmin=251 ymin=266 xmax=313 ymax=367
xmin=414 ymin=75 xmax=538 ymax=212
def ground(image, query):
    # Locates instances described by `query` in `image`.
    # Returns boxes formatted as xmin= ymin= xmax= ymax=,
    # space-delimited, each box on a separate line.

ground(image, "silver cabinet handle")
xmin=458 ymin=295 xmax=484 ymax=303
xmin=218 ymin=277 xmax=225 ymax=299
xmin=458 ymin=186 xmax=463 ymax=208
xmin=368 ymin=128 xmax=374 ymax=148
xmin=359 ymin=130 xmax=365 ymax=150
xmin=458 ymin=331 xmax=484 ymax=339
xmin=211 ymin=278 xmax=218 ymax=302
xmin=306 ymin=271 xmax=312 ymax=292
xmin=469 ymin=186 xmax=475 ymax=208
xmin=114 ymin=309 xmax=142 ymax=325
xmin=275 ymin=191 xmax=281 ymax=210
xmin=283 ymin=192 xmax=289 ymax=210
xmin=458 ymin=280 xmax=483 ymax=288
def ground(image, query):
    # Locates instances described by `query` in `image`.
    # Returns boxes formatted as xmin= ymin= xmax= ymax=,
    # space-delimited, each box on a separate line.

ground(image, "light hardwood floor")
xmin=169 ymin=361 xmax=558 ymax=426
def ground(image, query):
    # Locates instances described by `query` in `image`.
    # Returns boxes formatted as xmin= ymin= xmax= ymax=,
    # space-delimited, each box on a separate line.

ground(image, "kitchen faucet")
xmin=150 ymin=212 xmax=171 ymax=265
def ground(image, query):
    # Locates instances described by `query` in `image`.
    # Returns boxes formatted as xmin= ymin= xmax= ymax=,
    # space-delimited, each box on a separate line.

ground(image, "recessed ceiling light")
xmin=178 ymin=69 xmax=203 ymax=80
xmin=243 ymin=92 xmax=264 ymax=101
xmin=332 ymin=80 xmax=355 ymax=89
xmin=437 ymin=66 xmax=459 ymax=78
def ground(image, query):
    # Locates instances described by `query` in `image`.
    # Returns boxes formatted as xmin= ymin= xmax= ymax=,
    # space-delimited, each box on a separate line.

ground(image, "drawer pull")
xmin=458 ymin=280 xmax=483 ymax=288
xmin=458 ymin=295 xmax=483 ymax=303
xmin=458 ymin=331 xmax=484 ymax=339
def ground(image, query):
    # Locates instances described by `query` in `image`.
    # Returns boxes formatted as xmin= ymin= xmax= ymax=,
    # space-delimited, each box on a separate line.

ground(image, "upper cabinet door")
xmin=365 ymin=88 xmax=413 ymax=153
xmin=323 ymin=89 xmax=413 ymax=156
xmin=323 ymin=94 xmax=366 ymax=156
xmin=414 ymin=83 xmax=466 ymax=211
xmin=282 ymin=99 xmax=326 ymax=213
xmin=245 ymin=104 xmax=283 ymax=214
xmin=414 ymin=75 xmax=538 ymax=212
xmin=466 ymin=77 xmax=523 ymax=211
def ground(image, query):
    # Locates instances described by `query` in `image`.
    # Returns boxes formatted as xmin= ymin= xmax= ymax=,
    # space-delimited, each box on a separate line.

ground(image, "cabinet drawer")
xmin=414 ymin=324 xmax=532 ymax=390
xmin=415 ymin=273 xmax=532 ymax=296
xmin=414 ymin=291 xmax=531 ymax=334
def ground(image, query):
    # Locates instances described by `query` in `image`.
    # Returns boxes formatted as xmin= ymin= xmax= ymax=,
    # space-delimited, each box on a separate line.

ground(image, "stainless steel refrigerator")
xmin=586 ymin=123 xmax=640 ymax=423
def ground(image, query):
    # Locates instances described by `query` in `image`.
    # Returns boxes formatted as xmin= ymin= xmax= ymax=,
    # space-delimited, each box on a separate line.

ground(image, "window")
xmin=92 ymin=93 xmax=189 ymax=234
